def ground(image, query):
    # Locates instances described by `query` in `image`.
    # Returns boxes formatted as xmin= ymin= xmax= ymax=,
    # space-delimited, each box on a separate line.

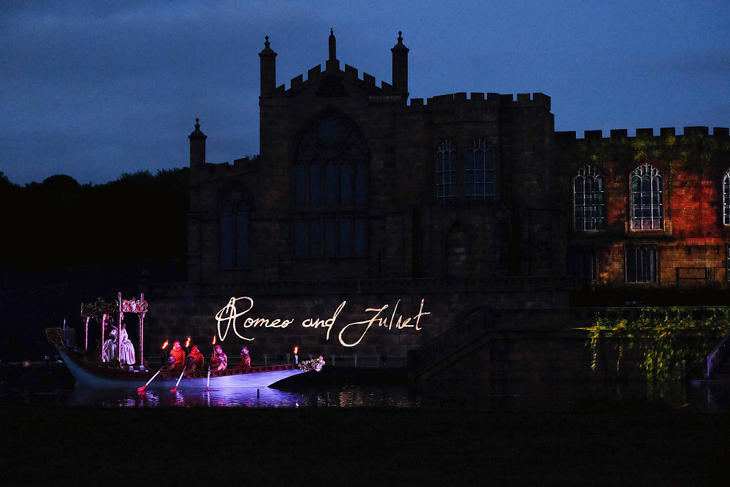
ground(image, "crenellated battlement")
xmin=274 ymin=62 xmax=395 ymax=95
xmin=555 ymin=126 xmax=729 ymax=141
xmin=407 ymin=92 xmax=551 ymax=110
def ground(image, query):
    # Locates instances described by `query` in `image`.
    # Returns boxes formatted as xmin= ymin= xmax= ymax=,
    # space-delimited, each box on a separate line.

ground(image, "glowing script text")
xmin=214 ymin=297 xmax=430 ymax=347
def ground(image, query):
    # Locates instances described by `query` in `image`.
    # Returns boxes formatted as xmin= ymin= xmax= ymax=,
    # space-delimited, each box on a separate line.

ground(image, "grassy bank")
xmin=1 ymin=407 xmax=728 ymax=486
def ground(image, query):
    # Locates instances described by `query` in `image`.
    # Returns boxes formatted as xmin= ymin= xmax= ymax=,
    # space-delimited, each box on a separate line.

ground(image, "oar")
xmin=137 ymin=367 xmax=163 ymax=394
xmin=206 ymin=366 xmax=211 ymax=392
xmin=170 ymin=365 xmax=186 ymax=393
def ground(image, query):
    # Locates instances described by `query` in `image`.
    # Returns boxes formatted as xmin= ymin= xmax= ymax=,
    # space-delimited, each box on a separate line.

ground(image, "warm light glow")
xmin=161 ymin=340 xmax=169 ymax=350
xmin=185 ymin=336 xmax=191 ymax=348
xmin=293 ymin=346 xmax=299 ymax=355
xmin=212 ymin=335 xmax=216 ymax=345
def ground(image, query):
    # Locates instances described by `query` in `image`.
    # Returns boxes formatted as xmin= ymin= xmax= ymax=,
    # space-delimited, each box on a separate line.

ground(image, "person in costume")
xmin=168 ymin=341 xmax=186 ymax=372
xmin=101 ymin=327 xmax=118 ymax=363
xmin=240 ymin=346 xmax=251 ymax=370
xmin=210 ymin=344 xmax=227 ymax=372
xmin=185 ymin=345 xmax=204 ymax=374
xmin=118 ymin=324 xmax=136 ymax=365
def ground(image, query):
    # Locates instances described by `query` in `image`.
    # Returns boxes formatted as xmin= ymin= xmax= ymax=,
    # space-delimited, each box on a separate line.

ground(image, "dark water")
xmin=1 ymin=364 xmax=728 ymax=411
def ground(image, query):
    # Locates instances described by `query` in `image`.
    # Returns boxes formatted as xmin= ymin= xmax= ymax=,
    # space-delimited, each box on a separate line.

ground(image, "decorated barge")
xmin=46 ymin=293 xmax=310 ymax=391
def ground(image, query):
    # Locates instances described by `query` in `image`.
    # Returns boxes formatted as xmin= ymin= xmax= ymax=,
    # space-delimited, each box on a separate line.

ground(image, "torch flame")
xmin=293 ymin=346 xmax=299 ymax=355
xmin=161 ymin=340 xmax=169 ymax=350
xmin=212 ymin=335 xmax=216 ymax=345
xmin=185 ymin=336 xmax=191 ymax=348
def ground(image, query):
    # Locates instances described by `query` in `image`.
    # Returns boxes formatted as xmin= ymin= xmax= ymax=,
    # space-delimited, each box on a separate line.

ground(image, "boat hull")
xmin=47 ymin=329 xmax=307 ymax=390
xmin=58 ymin=349 xmax=306 ymax=390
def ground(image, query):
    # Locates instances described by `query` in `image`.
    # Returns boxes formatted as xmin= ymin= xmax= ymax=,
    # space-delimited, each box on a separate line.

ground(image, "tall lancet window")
xmin=573 ymin=165 xmax=605 ymax=231
xmin=294 ymin=115 xmax=368 ymax=257
xmin=436 ymin=140 xmax=456 ymax=200
xmin=219 ymin=191 xmax=249 ymax=269
xmin=722 ymin=169 xmax=730 ymax=225
xmin=631 ymin=164 xmax=663 ymax=230
xmin=466 ymin=137 xmax=495 ymax=199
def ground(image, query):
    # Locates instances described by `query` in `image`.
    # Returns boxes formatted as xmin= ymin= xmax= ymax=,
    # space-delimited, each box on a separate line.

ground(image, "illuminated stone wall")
xmin=557 ymin=127 xmax=730 ymax=289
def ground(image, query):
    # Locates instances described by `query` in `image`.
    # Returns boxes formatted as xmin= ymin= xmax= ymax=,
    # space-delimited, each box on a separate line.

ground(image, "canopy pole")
xmin=84 ymin=316 xmax=90 ymax=351
xmin=139 ymin=293 xmax=145 ymax=369
xmin=101 ymin=314 xmax=107 ymax=361
xmin=118 ymin=292 xmax=123 ymax=367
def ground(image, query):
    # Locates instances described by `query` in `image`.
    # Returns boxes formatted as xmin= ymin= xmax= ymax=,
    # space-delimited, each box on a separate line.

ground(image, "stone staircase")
xmin=407 ymin=305 xmax=497 ymax=383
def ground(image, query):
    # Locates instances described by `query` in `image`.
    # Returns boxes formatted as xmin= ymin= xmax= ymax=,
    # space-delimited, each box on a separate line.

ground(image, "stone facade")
xmin=557 ymin=127 xmax=730 ymax=289
xmin=168 ymin=32 xmax=729 ymax=364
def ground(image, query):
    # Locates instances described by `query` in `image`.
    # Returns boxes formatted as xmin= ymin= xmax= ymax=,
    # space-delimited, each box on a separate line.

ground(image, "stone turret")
xmin=188 ymin=118 xmax=206 ymax=167
xmin=326 ymin=28 xmax=340 ymax=71
xmin=259 ymin=36 xmax=277 ymax=97
xmin=391 ymin=31 xmax=409 ymax=96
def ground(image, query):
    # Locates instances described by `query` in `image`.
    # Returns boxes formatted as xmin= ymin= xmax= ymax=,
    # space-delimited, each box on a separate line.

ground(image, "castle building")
xmin=174 ymin=32 xmax=729 ymax=365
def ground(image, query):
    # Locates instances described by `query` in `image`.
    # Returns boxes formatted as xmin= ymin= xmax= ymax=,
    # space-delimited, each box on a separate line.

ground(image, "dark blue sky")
xmin=2 ymin=0 xmax=728 ymax=184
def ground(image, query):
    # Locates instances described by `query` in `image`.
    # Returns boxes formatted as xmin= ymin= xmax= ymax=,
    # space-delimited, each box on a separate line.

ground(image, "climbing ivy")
xmin=578 ymin=307 xmax=730 ymax=386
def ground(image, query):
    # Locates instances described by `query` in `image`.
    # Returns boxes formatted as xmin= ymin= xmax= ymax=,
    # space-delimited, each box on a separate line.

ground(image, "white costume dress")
xmin=102 ymin=328 xmax=118 ymax=362
xmin=118 ymin=327 xmax=136 ymax=365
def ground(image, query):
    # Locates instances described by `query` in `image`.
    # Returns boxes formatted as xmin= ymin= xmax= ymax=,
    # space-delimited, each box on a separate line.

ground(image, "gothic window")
xmin=219 ymin=192 xmax=249 ymax=269
xmin=573 ymin=165 xmax=605 ymax=231
xmin=722 ymin=170 xmax=730 ymax=225
xmin=294 ymin=115 xmax=368 ymax=258
xmin=466 ymin=138 xmax=495 ymax=199
xmin=630 ymin=164 xmax=663 ymax=230
xmin=436 ymin=140 xmax=456 ymax=200
xmin=626 ymin=246 xmax=657 ymax=283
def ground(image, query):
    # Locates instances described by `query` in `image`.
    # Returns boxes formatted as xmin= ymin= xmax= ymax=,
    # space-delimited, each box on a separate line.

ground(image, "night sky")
xmin=2 ymin=0 xmax=728 ymax=185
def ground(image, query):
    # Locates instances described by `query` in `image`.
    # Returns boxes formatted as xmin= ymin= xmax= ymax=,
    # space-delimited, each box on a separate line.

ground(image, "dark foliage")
xmin=0 ymin=169 xmax=188 ymax=360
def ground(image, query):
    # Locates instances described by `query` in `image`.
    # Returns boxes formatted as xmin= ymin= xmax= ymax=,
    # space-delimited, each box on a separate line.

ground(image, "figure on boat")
xmin=118 ymin=323 xmax=136 ymax=365
xmin=240 ymin=346 xmax=251 ymax=370
xmin=186 ymin=345 xmax=204 ymax=374
xmin=211 ymin=345 xmax=227 ymax=372
xmin=102 ymin=327 xmax=118 ymax=363
xmin=167 ymin=341 xmax=186 ymax=372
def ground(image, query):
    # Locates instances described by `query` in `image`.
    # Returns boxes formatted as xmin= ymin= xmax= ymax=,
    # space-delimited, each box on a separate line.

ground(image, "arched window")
xmin=573 ymin=165 xmax=605 ymax=231
xmin=294 ymin=115 xmax=368 ymax=258
xmin=219 ymin=191 xmax=249 ymax=269
xmin=630 ymin=164 xmax=663 ymax=230
xmin=436 ymin=140 xmax=456 ymax=200
xmin=722 ymin=170 xmax=730 ymax=225
xmin=466 ymin=138 xmax=495 ymax=199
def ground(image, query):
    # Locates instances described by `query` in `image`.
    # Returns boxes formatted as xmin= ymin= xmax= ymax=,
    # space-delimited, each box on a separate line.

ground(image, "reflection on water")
xmin=0 ymin=383 xmax=419 ymax=409
xmin=2 ymin=363 xmax=729 ymax=410
xmin=1 ymin=380 xmax=729 ymax=411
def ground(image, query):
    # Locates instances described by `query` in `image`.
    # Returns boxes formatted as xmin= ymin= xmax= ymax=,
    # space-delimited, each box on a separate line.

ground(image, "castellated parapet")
xmin=408 ymin=92 xmax=551 ymax=110
xmin=555 ymin=126 xmax=729 ymax=141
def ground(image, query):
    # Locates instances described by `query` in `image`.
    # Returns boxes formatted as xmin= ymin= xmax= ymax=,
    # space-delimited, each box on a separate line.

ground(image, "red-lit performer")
xmin=210 ymin=345 xmax=227 ymax=372
xmin=167 ymin=341 xmax=186 ymax=372
xmin=185 ymin=345 xmax=204 ymax=375
xmin=240 ymin=346 xmax=251 ymax=370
